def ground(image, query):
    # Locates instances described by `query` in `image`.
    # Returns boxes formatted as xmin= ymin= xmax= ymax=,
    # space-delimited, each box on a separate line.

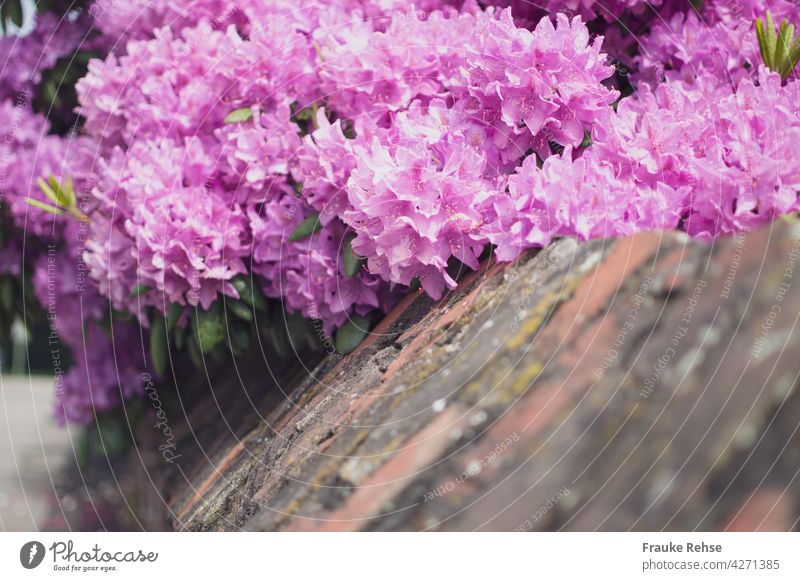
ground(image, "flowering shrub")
xmin=1 ymin=0 xmax=799 ymax=428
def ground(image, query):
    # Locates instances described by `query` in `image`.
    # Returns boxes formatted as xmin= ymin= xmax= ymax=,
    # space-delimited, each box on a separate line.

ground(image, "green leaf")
xmin=38 ymin=177 xmax=63 ymax=207
xmin=174 ymin=322 xmax=186 ymax=350
xmin=24 ymin=197 xmax=66 ymax=216
xmin=210 ymin=343 xmax=227 ymax=364
xmin=228 ymin=321 xmax=251 ymax=356
xmin=292 ymin=106 xmax=314 ymax=122
xmin=0 ymin=278 xmax=13 ymax=312
xmin=784 ymin=23 xmax=795 ymax=53
xmin=76 ymin=427 xmax=93 ymax=469
xmin=756 ymin=18 xmax=768 ymax=67
xmin=231 ymin=276 xmax=268 ymax=310
xmin=780 ymin=27 xmax=799 ymax=77
xmin=787 ymin=41 xmax=800 ymax=78
xmin=166 ymin=303 xmax=183 ymax=333
xmin=96 ymin=415 xmax=127 ymax=456
xmin=187 ymin=334 xmax=203 ymax=368
xmin=342 ymin=119 xmax=356 ymax=140
xmin=191 ymin=302 xmax=225 ymax=354
xmin=227 ymin=299 xmax=254 ymax=321
xmin=64 ymin=176 xmax=76 ymax=206
xmin=774 ymin=20 xmax=790 ymax=74
xmin=285 ymin=312 xmax=309 ymax=350
xmin=334 ymin=314 xmax=372 ymax=355
xmin=756 ymin=12 xmax=800 ymax=80
xmin=130 ymin=283 xmax=152 ymax=297
xmin=268 ymin=323 xmax=290 ymax=359
xmin=6 ymin=0 xmax=22 ymax=28
xmin=766 ymin=12 xmax=778 ymax=68
xmin=48 ymin=175 xmax=75 ymax=208
xmin=113 ymin=309 xmax=132 ymax=321
xmin=150 ymin=314 xmax=168 ymax=376
xmin=288 ymin=211 xmax=322 ymax=242
xmin=0 ymin=312 xmax=8 ymax=344
xmin=343 ymin=234 xmax=365 ymax=277
xmin=127 ymin=398 xmax=144 ymax=432
xmin=224 ymin=107 xmax=253 ymax=123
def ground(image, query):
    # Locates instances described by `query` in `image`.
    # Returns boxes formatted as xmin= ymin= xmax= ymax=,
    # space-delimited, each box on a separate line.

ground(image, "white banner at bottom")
xmin=0 ymin=532 xmax=797 ymax=580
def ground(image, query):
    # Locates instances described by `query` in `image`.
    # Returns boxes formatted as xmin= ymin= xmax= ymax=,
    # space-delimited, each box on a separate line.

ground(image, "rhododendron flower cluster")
xmin=0 ymin=11 xmax=91 ymax=100
xmin=299 ymin=9 xmax=619 ymax=294
xmin=1 ymin=0 xmax=799 ymax=424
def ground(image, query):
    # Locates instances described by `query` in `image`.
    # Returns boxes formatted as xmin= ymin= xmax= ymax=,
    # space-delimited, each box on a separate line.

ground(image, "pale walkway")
xmin=0 ymin=375 xmax=74 ymax=531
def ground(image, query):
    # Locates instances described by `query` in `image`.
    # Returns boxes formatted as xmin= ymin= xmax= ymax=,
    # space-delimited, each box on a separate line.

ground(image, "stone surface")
xmin=134 ymin=221 xmax=800 ymax=531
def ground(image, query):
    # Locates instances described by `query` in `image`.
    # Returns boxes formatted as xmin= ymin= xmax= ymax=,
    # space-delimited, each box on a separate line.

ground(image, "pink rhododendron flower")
xmin=5 ymin=0 xmax=800 ymax=425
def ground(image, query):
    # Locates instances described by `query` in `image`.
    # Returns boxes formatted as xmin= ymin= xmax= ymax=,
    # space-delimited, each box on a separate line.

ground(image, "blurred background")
xmin=0 ymin=373 xmax=71 ymax=530
xmin=1 ymin=322 xmax=73 ymax=530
